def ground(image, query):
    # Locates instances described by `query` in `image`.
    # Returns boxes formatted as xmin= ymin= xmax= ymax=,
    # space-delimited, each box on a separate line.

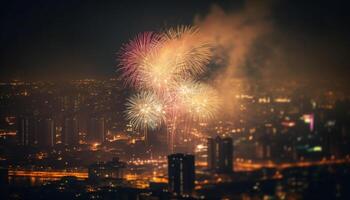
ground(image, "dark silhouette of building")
xmin=168 ymin=153 xmax=195 ymax=196
xmin=38 ymin=118 xmax=55 ymax=147
xmin=87 ymin=116 xmax=105 ymax=144
xmin=17 ymin=116 xmax=40 ymax=146
xmin=0 ymin=167 xmax=8 ymax=186
xmin=18 ymin=115 xmax=56 ymax=147
xmin=62 ymin=116 xmax=79 ymax=145
xmin=0 ymin=165 xmax=8 ymax=199
xmin=207 ymin=136 xmax=233 ymax=173
xmin=17 ymin=116 xmax=30 ymax=146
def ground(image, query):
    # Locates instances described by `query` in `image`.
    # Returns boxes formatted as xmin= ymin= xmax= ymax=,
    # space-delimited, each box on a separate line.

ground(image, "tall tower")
xmin=168 ymin=153 xmax=195 ymax=196
xmin=87 ymin=116 xmax=105 ymax=143
xmin=17 ymin=116 xmax=40 ymax=146
xmin=62 ymin=116 xmax=79 ymax=145
xmin=207 ymin=136 xmax=233 ymax=173
xmin=39 ymin=118 xmax=55 ymax=147
xmin=17 ymin=117 xmax=30 ymax=146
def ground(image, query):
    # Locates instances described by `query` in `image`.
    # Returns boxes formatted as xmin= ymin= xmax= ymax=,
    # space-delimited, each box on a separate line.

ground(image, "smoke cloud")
xmin=194 ymin=0 xmax=273 ymax=116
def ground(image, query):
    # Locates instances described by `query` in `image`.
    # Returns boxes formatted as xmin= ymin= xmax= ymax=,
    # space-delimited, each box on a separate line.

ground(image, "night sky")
xmin=0 ymin=0 xmax=349 ymax=80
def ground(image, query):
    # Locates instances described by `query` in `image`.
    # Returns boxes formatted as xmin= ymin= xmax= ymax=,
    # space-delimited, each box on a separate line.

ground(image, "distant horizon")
xmin=1 ymin=0 xmax=350 ymax=82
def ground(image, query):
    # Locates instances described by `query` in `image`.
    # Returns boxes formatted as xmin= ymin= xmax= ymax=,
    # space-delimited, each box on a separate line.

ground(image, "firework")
xmin=172 ymin=78 xmax=198 ymax=111
xmin=139 ymin=25 xmax=212 ymax=93
xmin=119 ymin=25 xmax=219 ymax=148
xmin=125 ymin=91 xmax=166 ymax=130
xmin=182 ymin=83 xmax=221 ymax=122
xmin=139 ymin=48 xmax=180 ymax=93
xmin=161 ymin=25 xmax=212 ymax=76
xmin=118 ymin=32 xmax=161 ymax=88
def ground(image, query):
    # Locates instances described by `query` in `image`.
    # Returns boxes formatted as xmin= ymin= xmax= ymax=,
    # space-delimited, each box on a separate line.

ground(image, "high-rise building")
xmin=17 ymin=117 xmax=30 ymax=146
xmin=207 ymin=136 xmax=233 ymax=173
xmin=0 ymin=166 xmax=8 ymax=186
xmin=87 ymin=116 xmax=105 ymax=143
xmin=62 ymin=116 xmax=79 ymax=145
xmin=18 ymin=116 xmax=56 ymax=147
xmin=0 ymin=165 xmax=8 ymax=198
xmin=168 ymin=153 xmax=195 ymax=196
xmin=17 ymin=116 xmax=40 ymax=146
xmin=39 ymin=118 xmax=55 ymax=147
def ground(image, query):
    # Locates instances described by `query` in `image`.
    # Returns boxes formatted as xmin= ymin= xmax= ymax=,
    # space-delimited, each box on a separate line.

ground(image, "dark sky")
xmin=0 ymin=0 xmax=349 ymax=80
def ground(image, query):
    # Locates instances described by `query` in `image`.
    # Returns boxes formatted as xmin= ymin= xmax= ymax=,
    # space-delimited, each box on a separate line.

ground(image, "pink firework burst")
xmin=117 ymin=32 xmax=161 ymax=88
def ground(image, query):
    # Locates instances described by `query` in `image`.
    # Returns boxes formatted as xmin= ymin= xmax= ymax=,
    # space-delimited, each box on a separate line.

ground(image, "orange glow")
xmin=9 ymin=170 xmax=88 ymax=179
xmin=235 ymin=158 xmax=350 ymax=171
xmin=151 ymin=176 xmax=167 ymax=183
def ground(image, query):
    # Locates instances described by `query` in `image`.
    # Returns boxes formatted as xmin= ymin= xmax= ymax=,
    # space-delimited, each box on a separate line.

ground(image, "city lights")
xmin=1 ymin=1 xmax=350 ymax=199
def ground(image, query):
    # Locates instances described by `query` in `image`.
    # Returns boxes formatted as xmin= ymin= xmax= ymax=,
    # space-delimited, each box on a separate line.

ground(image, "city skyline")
xmin=1 ymin=0 xmax=350 ymax=200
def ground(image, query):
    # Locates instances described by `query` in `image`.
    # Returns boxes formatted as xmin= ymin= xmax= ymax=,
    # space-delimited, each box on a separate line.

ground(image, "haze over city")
xmin=0 ymin=0 xmax=350 ymax=200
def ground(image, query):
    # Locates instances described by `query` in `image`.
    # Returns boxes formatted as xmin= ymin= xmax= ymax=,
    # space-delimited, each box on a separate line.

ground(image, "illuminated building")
xmin=168 ymin=153 xmax=195 ymax=196
xmin=17 ymin=116 xmax=30 ymax=146
xmin=207 ymin=136 xmax=233 ymax=173
xmin=17 ymin=116 xmax=40 ymax=146
xmin=88 ymin=157 xmax=126 ymax=182
xmin=17 ymin=116 xmax=57 ymax=147
xmin=256 ymin=142 xmax=271 ymax=160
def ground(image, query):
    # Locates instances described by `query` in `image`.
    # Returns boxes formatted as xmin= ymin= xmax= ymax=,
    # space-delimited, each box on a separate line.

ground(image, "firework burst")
xmin=182 ymin=83 xmax=221 ymax=122
xmin=161 ymin=25 xmax=212 ymax=76
xmin=137 ymin=25 xmax=212 ymax=93
xmin=139 ymin=48 xmax=180 ymax=93
xmin=118 ymin=32 xmax=161 ymax=88
xmin=119 ymin=25 xmax=219 ymax=145
xmin=125 ymin=91 xmax=166 ymax=130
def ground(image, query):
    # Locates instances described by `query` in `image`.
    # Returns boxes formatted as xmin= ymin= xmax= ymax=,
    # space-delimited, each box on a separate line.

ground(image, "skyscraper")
xmin=207 ymin=136 xmax=233 ymax=173
xmin=62 ymin=116 xmax=79 ymax=145
xmin=168 ymin=153 xmax=195 ymax=196
xmin=17 ymin=117 xmax=30 ymax=146
xmin=38 ymin=118 xmax=55 ymax=147
xmin=87 ymin=116 xmax=105 ymax=144
xmin=0 ymin=165 xmax=8 ymax=198
xmin=17 ymin=116 xmax=39 ymax=146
